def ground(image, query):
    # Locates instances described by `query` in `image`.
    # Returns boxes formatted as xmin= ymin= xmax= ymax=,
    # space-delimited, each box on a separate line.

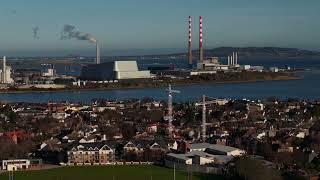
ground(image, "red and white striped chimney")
xmin=188 ymin=16 xmax=192 ymax=66
xmin=199 ymin=16 xmax=204 ymax=63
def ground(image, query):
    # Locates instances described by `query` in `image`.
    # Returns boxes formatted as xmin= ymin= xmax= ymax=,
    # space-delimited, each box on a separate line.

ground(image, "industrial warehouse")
xmin=80 ymin=60 xmax=151 ymax=81
xmin=0 ymin=56 xmax=14 ymax=84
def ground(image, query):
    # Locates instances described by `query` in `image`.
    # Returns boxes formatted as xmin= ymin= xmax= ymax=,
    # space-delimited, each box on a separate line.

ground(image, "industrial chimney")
xmin=2 ymin=56 xmax=6 ymax=83
xmin=199 ymin=16 xmax=204 ymax=63
xmin=232 ymin=52 xmax=235 ymax=66
xmin=235 ymin=52 xmax=238 ymax=65
xmin=188 ymin=16 xmax=192 ymax=66
xmin=96 ymin=41 xmax=100 ymax=64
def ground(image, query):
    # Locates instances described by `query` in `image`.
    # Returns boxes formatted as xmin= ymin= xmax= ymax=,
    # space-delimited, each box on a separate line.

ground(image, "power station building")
xmin=0 ymin=56 xmax=14 ymax=84
xmin=41 ymin=64 xmax=56 ymax=77
xmin=196 ymin=57 xmax=229 ymax=71
xmin=80 ymin=60 xmax=150 ymax=81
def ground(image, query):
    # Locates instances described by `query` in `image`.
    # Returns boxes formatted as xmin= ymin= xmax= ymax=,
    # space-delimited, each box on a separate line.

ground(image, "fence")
xmin=165 ymin=160 xmax=223 ymax=174
xmin=61 ymin=161 xmax=154 ymax=166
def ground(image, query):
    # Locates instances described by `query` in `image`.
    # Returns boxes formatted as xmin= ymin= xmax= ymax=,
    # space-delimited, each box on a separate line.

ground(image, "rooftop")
xmin=189 ymin=143 xmax=240 ymax=153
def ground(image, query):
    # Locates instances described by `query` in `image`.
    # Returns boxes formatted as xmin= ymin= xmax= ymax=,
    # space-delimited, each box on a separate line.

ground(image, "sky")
xmin=0 ymin=0 xmax=320 ymax=56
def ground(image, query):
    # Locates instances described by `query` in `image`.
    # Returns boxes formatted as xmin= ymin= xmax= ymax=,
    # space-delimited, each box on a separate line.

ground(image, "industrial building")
xmin=165 ymin=143 xmax=245 ymax=174
xmin=166 ymin=151 xmax=233 ymax=166
xmin=186 ymin=16 xmax=244 ymax=73
xmin=2 ymin=159 xmax=30 ymax=171
xmin=188 ymin=143 xmax=245 ymax=156
xmin=114 ymin=61 xmax=150 ymax=79
xmin=80 ymin=60 xmax=150 ymax=81
xmin=196 ymin=57 xmax=229 ymax=71
xmin=1 ymin=159 xmax=42 ymax=171
xmin=227 ymin=52 xmax=239 ymax=68
xmin=41 ymin=64 xmax=56 ymax=77
xmin=165 ymin=143 xmax=244 ymax=166
xmin=0 ymin=56 xmax=14 ymax=84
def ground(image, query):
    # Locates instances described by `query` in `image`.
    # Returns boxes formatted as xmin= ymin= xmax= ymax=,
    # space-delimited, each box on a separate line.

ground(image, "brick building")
xmin=67 ymin=142 xmax=115 ymax=165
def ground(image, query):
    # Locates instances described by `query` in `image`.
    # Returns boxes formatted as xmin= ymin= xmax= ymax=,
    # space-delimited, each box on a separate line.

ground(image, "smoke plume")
xmin=32 ymin=26 xmax=40 ymax=39
xmin=60 ymin=24 xmax=96 ymax=43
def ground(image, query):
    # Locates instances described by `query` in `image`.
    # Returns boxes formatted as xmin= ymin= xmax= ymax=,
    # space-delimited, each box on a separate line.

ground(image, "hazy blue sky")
xmin=0 ymin=0 xmax=320 ymax=56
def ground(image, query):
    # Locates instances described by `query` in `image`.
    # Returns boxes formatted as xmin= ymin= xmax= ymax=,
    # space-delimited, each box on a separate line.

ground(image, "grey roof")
xmin=210 ymin=155 xmax=234 ymax=163
xmin=208 ymin=144 xmax=240 ymax=153
xmin=187 ymin=151 xmax=208 ymax=157
xmin=167 ymin=153 xmax=191 ymax=161
xmin=189 ymin=143 xmax=212 ymax=150
xmin=187 ymin=151 xmax=233 ymax=162
xmin=189 ymin=143 xmax=240 ymax=153
xmin=126 ymin=139 xmax=168 ymax=149
xmin=167 ymin=151 xmax=233 ymax=164
xmin=67 ymin=142 xmax=114 ymax=151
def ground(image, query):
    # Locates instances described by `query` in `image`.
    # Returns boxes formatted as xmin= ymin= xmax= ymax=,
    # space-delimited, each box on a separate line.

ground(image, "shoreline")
xmin=0 ymin=75 xmax=300 ymax=94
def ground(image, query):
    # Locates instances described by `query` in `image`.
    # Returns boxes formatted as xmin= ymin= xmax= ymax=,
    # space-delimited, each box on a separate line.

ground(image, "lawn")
xmin=0 ymin=165 xmax=224 ymax=180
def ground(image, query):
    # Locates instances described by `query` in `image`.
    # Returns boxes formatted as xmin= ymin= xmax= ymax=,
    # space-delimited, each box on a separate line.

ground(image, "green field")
xmin=0 ymin=165 xmax=224 ymax=180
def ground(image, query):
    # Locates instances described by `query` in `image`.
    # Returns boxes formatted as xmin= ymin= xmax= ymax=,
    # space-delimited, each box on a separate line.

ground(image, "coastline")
xmin=0 ymin=74 xmax=300 ymax=94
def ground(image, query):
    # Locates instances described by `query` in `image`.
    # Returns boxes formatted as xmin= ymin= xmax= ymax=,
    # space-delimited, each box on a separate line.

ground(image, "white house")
xmin=2 ymin=159 xmax=31 ymax=170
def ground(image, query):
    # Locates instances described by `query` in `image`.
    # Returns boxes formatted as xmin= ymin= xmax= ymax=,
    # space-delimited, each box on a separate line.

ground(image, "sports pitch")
xmin=0 ymin=165 xmax=224 ymax=180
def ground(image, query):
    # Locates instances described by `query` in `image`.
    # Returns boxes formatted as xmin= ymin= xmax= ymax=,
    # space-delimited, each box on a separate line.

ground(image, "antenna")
xmin=188 ymin=16 xmax=192 ymax=66
xmin=166 ymin=84 xmax=180 ymax=135
xmin=195 ymin=95 xmax=216 ymax=142
xmin=202 ymin=95 xmax=206 ymax=142
xmin=173 ymin=163 xmax=176 ymax=180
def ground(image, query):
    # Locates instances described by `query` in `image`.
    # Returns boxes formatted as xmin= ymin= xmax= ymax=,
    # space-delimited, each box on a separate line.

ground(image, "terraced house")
xmin=123 ymin=140 xmax=170 ymax=162
xmin=67 ymin=142 xmax=115 ymax=165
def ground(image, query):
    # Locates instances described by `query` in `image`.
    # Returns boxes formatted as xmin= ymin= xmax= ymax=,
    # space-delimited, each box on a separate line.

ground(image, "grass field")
xmin=0 ymin=165 xmax=224 ymax=180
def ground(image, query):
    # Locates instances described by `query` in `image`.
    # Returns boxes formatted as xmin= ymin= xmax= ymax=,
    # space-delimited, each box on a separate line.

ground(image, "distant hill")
xmin=156 ymin=47 xmax=320 ymax=58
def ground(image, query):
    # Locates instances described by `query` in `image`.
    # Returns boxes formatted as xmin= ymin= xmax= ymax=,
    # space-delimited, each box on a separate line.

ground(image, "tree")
xmin=234 ymin=158 xmax=282 ymax=180
xmin=182 ymin=104 xmax=196 ymax=124
xmin=121 ymin=124 xmax=136 ymax=140
xmin=312 ymin=105 xmax=320 ymax=117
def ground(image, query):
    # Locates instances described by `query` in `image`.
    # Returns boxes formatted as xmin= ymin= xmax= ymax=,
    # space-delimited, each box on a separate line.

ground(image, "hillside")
xmin=162 ymin=47 xmax=320 ymax=58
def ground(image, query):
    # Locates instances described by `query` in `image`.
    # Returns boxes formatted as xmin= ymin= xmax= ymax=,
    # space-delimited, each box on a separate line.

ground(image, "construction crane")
xmin=166 ymin=84 xmax=180 ymax=135
xmin=195 ymin=95 xmax=217 ymax=142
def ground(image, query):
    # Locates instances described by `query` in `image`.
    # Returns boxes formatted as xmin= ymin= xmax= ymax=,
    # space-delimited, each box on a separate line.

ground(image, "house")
xmin=79 ymin=135 xmax=97 ymax=143
xmin=123 ymin=139 xmax=169 ymax=162
xmin=152 ymin=101 xmax=161 ymax=108
xmin=52 ymin=111 xmax=68 ymax=120
xmin=123 ymin=140 xmax=168 ymax=153
xmin=146 ymin=123 xmax=158 ymax=133
xmin=61 ymin=136 xmax=76 ymax=143
xmin=123 ymin=141 xmax=142 ymax=152
xmin=168 ymin=140 xmax=178 ymax=150
xmin=67 ymin=142 xmax=115 ymax=165
xmin=93 ymin=106 xmax=116 ymax=112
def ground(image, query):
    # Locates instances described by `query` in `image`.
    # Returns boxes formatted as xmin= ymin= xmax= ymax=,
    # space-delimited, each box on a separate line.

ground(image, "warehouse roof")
xmin=114 ymin=61 xmax=139 ymax=72
xmin=167 ymin=153 xmax=191 ymax=161
xmin=189 ymin=143 xmax=240 ymax=153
